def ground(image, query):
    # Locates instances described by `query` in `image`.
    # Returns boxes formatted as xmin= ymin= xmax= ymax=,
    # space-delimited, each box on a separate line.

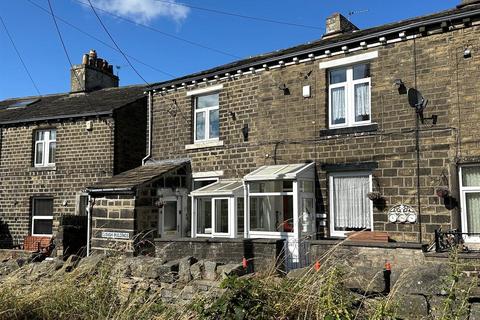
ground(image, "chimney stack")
xmin=458 ymin=0 xmax=480 ymax=7
xmin=323 ymin=13 xmax=359 ymax=39
xmin=70 ymin=49 xmax=119 ymax=93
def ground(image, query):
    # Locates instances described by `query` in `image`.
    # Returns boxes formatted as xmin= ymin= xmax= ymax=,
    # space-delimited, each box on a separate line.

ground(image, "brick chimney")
xmin=458 ymin=0 xmax=480 ymax=7
xmin=70 ymin=50 xmax=119 ymax=93
xmin=322 ymin=13 xmax=359 ymax=39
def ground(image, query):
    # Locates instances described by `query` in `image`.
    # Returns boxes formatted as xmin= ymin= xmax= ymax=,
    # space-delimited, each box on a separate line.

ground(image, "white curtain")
xmin=354 ymin=83 xmax=370 ymax=119
xmin=463 ymin=167 xmax=480 ymax=187
xmin=466 ymin=193 xmax=480 ymax=234
xmin=331 ymin=87 xmax=345 ymax=123
xmin=333 ymin=175 xmax=370 ymax=229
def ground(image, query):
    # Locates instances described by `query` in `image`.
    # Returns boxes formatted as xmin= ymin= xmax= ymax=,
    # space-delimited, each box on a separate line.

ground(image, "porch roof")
xmin=190 ymin=180 xmax=243 ymax=197
xmin=86 ymin=163 xmax=183 ymax=194
xmin=243 ymin=163 xmax=315 ymax=181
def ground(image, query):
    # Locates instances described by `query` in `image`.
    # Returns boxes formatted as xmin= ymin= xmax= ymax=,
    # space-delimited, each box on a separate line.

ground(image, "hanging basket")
xmin=436 ymin=186 xmax=450 ymax=198
xmin=367 ymin=191 xmax=383 ymax=201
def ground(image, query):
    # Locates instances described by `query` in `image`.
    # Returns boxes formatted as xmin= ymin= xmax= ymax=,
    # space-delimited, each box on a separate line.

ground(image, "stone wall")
xmin=0 ymin=118 xmax=114 ymax=248
xmin=148 ymin=23 xmax=480 ymax=243
xmin=155 ymin=238 xmax=284 ymax=272
xmin=91 ymin=195 xmax=136 ymax=254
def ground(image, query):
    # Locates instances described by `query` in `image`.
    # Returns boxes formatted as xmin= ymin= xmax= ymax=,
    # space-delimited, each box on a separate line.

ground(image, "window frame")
xmin=192 ymin=177 xmax=219 ymax=191
xmin=194 ymin=196 xmax=234 ymax=238
xmin=31 ymin=197 xmax=54 ymax=237
xmin=193 ymin=93 xmax=220 ymax=143
xmin=328 ymin=64 xmax=371 ymax=129
xmin=34 ymin=129 xmax=56 ymax=167
xmin=328 ymin=171 xmax=373 ymax=238
xmin=459 ymin=165 xmax=480 ymax=243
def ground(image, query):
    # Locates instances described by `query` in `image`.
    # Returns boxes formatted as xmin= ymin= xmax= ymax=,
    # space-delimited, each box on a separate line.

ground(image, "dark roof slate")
xmin=0 ymin=85 xmax=146 ymax=125
xmin=86 ymin=163 xmax=182 ymax=192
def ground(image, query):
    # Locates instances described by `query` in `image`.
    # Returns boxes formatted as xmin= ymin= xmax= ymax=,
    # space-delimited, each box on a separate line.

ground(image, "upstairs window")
xmin=194 ymin=93 xmax=219 ymax=142
xmin=329 ymin=64 xmax=371 ymax=128
xmin=34 ymin=129 xmax=56 ymax=167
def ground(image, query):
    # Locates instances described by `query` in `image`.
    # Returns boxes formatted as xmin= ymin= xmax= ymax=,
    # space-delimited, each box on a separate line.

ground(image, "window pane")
xmin=250 ymin=196 xmax=293 ymax=232
xmin=48 ymin=142 xmax=56 ymax=164
xmin=250 ymin=181 xmax=283 ymax=193
xmin=214 ymin=199 xmax=229 ymax=233
xmin=353 ymin=64 xmax=370 ymax=80
xmin=49 ymin=130 xmax=56 ymax=140
xmin=331 ymin=87 xmax=346 ymax=125
xmin=332 ymin=175 xmax=371 ymax=231
xmin=301 ymin=198 xmax=314 ymax=234
xmin=463 ymin=167 xmax=480 ymax=187
xmin=196 ymin=93 xmax=219 ymax=109
xmin=197 ymin=198 xmax=212 ymax=234
xmin=209 ymin=109 xmax=219 ymax=139
xmin=237 ymin=198 xmax=244 ymax=234
xmin=193 ymin=179 xmax=216 ymax=190
xmin=300 ymin=180 xmax=314 ymax=193
xmin=354 ymin=83 xmax=370 ymax=122
xmin=329 ymin=68 xmax=346 ymax=84
xmin=33 ymin=219 xmax=53 ymax=235
xmin=35 ymin=142 xmax=44 ymax=165
xmin=33 ymin=198 xmax=53 ymax=216
xmin=195 ymin=111 xmax=205 ymax=140
xmin=35 ymin=131 xmax=44 ymax=141
xmin=163 ymin=201 xmax=177 ymax=232
xmin=466 ymin=193 xmax=480 ymax=233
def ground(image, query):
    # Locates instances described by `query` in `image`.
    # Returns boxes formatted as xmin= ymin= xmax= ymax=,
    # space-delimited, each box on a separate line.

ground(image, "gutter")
xmin=142 ymin=90 xmax=153 ymax=165
xmin=0 ymin=111 xmax=112 ymax=126
xmin=151 ymin=8 xmax=480 ymax=91
xmin=86 ymin=187 xmax=134 ymax=195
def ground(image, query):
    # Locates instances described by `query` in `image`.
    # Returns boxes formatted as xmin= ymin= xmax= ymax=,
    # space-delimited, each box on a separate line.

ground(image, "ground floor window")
xmin=32 ymin=197 xmax=53 ymax=236
xmin=460 ymin=166 xmax=480 ymax=238
xmin=250 ymin=195 xmax=294 ymax=232
xmin=329 ymin=172 xmax=372 ymax=237
xmin=197 ymin=197 xmax=212 ymax=234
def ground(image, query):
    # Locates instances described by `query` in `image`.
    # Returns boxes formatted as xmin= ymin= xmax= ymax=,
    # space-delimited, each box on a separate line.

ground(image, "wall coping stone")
xmin=154 ymin=237 xmax=283 ymax=245
xmin=310 ymin=239 xmax=424 ymax=249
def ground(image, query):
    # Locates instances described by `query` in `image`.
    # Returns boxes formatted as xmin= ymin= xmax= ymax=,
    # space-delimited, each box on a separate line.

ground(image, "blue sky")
xmin=0 ymin=0 xmax=459 ymax=100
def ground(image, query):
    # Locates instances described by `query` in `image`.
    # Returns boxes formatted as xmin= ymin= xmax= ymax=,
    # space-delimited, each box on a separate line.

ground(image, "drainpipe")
xmin=142 ymin=90 xmax=153 ymax=165
xmin=86 ymin=196 xmax=95 ymax=256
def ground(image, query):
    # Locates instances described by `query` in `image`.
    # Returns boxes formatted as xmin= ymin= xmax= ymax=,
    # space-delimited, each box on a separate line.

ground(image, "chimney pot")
xmin=71 ymin=50 xmax=118 ymax=93
xmin=323 ymin=13 xmax=359 ymax=39
xmin=82 ymin=54 xmax=89 ymax=65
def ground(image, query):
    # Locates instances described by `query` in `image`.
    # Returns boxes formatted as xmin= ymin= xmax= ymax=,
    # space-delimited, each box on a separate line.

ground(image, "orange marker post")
xmin=314 ymin=260 xmax=321 ymax=271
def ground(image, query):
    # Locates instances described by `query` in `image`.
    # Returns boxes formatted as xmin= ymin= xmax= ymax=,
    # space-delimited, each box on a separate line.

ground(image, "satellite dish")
xmin=408 ymin=88 xmax=428 ymax=112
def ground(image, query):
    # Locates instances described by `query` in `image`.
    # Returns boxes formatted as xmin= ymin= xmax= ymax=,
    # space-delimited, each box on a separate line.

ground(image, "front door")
xmin=160 ymin=197 xmax=181 ymax=239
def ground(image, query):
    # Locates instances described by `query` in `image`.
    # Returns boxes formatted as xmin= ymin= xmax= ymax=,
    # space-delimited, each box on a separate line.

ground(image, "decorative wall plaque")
xmin=388 ymin=204 xmax=417 ymax=224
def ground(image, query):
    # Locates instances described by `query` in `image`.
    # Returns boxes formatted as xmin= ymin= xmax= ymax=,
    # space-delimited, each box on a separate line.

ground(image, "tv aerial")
xmin=407 ymin=88 xmax=437 ymax=124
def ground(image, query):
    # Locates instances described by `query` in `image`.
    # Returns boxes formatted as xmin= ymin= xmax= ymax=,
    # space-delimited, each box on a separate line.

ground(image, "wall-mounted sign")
xmin=388 ymin=204 xmax=417 ymax=224
xmin=101 ymin=231 xmax=130 ymax=239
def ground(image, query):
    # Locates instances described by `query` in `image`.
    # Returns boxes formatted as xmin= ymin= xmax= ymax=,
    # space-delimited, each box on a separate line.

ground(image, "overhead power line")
xmin=86 ymin=0 xmax=151 ymax=87
xmin=26 ymin=0 xmax=176 ymax=78
xmin=0 ymin=15 xmax=42 ymax=96
xmin=154 ymin=0 xmax=323 ymax=30
xmin=72 ymin=0 xmax=241 ymax=59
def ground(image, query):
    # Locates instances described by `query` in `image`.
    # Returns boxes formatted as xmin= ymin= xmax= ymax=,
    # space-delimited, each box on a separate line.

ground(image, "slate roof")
xmin=86 ymin=163 xmax=183 ymax=193
xmin=149 ymin=3 xmax=480 ymax=91
xmin=0 ymin=85 xmax=146 ymax=125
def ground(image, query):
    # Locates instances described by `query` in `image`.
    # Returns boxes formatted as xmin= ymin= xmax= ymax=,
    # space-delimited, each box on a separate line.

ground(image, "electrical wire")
xmin=26 ymin=0 xmax=176 ymax=78
xmin=153 ymin=0 xmax=322 ymax=30
xmin=0 ymin=15 xmax=41 ymax=96
xmin=86 ymin=0 xmax=151 ymax=87
xmin=72 ymin=0 xmax=241 ymax=59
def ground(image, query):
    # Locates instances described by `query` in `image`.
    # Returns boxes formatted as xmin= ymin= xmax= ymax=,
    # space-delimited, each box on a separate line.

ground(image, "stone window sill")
xmin=185 ymin=140 xmax=224 ymax=150
xmin=319 ymin=123 xmax=378 ymax=137
xmin=30 ymin=166 xmax=56 ymax=172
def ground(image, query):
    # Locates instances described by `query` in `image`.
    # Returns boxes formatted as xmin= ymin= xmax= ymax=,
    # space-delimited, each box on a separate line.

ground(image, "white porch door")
xmin=460 ymin=166 xmax=480 ymax=242
xmin=160 ymin=197 xmax=181 ymax=239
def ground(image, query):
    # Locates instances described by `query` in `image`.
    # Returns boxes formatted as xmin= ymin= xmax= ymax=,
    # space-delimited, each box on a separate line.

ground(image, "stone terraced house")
xmin=0 ymin=50 xmax=147 ymax=255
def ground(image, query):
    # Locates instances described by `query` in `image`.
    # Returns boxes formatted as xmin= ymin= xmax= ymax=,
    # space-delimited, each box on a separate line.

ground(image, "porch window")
xmin=329 ymin=172 xmax=372 ymax=237
xmin=460 ymin=166 xmax=480 ymax=236
xmin=191 ymin=180 xmax=244 ymax=238
xmin=32 ymin=198 xmax=53 ymax=236
xmin=34 ymin=129 xmax=56 ymax=167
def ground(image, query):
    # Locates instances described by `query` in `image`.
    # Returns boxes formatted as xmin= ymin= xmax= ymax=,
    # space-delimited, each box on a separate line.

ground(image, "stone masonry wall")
xmin=91 ymin=195 xmax=136 ymax=254
xmin=149 ymin=24 xmax=480 ymax=243
xmin=0 ymin=118 xmax=115 ymax=249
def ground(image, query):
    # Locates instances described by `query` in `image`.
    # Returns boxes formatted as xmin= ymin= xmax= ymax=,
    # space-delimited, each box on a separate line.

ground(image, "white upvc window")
xmin=34 ymin=129 xmax=56 ymax=167
xmin=194 ymin=93 xmax=219 ymax=142
xmin=329 ymin=64 xmax=371 ymax=128
xmin=329 ymin=172 xmax=373 ymax=237
xmin=195 ymin=197 xmax=232 ymax=237
xmin=31 ymin=197 xmax=53 ymax=236
xmin=459 ymin=165 xmax=480 ymax=242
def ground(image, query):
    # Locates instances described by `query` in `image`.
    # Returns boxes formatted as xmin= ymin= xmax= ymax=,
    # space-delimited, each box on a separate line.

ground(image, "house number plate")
xmin=101 ymin=231 xmax=130 ymax=239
